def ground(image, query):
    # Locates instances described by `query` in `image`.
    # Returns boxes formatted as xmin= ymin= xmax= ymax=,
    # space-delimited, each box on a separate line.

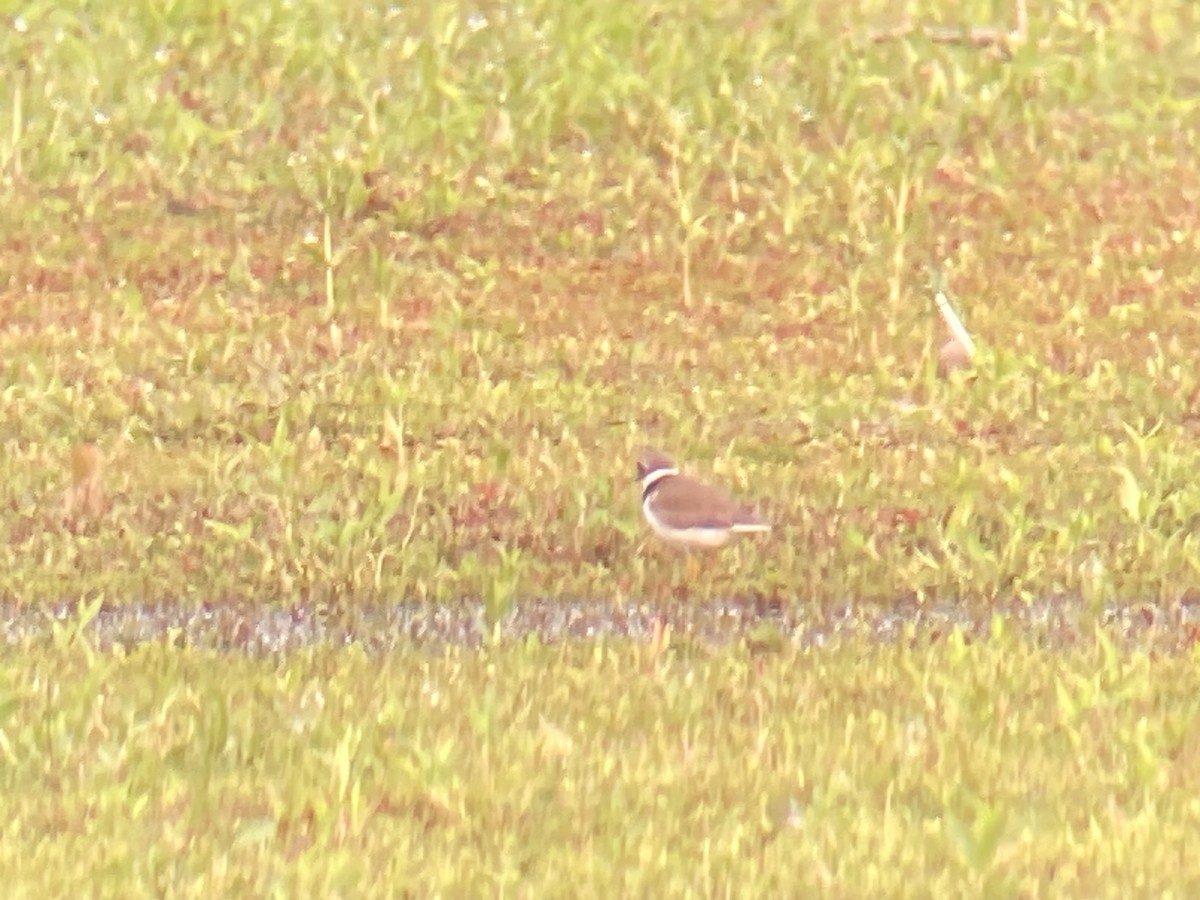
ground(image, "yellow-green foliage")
xmin=2 ymin=0 xmax=1200 ymax=892
xmin=1 ymin=0 xmax=1198 ymax=608
xmin=2 ymin=629 xmax=1199 ymax=895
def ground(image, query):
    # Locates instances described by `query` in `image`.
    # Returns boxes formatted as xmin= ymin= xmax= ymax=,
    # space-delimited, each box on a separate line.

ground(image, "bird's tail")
xmin=731 ymin=521 xmax=771 ymax=534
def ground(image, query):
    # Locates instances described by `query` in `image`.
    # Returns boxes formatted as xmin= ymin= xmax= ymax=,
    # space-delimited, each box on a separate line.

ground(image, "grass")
xmin=2 ymin=0 xmax=1200 ymax=892
xmin=5 ymin=627 xmax=1200 ymax=896
xmin=2 ymin=0 xmax=1198 ymax=609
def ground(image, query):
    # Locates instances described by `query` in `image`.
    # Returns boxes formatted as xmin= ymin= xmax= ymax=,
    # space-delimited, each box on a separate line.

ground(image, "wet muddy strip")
xmin=0 ymin=596 xmax=1197 ymax=656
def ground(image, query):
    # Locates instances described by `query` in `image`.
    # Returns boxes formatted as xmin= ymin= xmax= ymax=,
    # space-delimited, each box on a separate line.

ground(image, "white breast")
xmin=642 ymin=499 xmax=733 ymax=548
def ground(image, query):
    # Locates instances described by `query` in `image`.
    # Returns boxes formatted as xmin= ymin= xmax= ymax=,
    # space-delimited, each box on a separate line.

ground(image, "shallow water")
xmin=2 ymin=596 xmax=1197 ymax=656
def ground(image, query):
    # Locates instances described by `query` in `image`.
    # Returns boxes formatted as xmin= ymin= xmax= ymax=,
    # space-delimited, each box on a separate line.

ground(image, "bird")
xmin=934 ymin=290 xmax=976 ymax=377
xmin=635 ymin=450 xmax=771 ymax=549
xmin=938 ymin=337 xmax=972 ymax=377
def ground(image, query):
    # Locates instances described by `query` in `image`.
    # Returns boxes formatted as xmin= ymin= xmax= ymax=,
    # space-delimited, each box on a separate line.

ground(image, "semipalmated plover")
xmin=635 ymin=450 xmax=770 ymax=549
